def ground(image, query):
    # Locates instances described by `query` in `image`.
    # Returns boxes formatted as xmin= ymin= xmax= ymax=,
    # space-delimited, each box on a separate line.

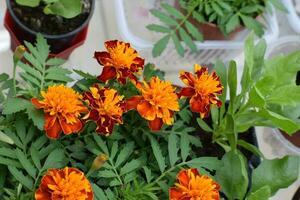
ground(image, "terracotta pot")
xmin=174 ymin=1 xmax=244 ymax=41
xmin=281 ymin=131 xmax=300 ymax=148
xmin=4 ymin=0 xmax=95 ymax=59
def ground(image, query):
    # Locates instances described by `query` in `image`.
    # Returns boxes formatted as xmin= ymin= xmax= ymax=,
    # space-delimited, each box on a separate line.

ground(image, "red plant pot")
xmin=4 ymin=0 xmax=94 ymax=59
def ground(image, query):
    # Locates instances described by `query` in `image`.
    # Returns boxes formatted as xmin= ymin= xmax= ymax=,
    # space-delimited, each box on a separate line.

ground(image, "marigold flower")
xmin=95 ymin=40 xmax=144 ymax=84
xmin=83 ymin=85 xmax=125 ymax=136
xmin=179 ymin=64 xmax=223 ymax=118
xmin=169 ymin=168 xmax=220 ymax=200
xmin=31 ymin=85 xmax=87 ymax=139
xmin=35 ymin=167 xmax=93 ymax=200
xmin=126 ymin=77 xmax=179 ymax=131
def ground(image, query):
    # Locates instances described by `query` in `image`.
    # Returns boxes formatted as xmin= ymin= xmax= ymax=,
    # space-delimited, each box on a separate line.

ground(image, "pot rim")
xmin=5 ymin=0 xmax=95 ymax=39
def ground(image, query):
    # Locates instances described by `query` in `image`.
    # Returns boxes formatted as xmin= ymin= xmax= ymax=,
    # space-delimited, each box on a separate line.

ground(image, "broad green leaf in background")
xmin=44 ymin=0 xmax=82 ymax=19
xmin=16 ymin=0 xmax=40 ymax=7
xmin=251 ymin=156 xmax=299 ymax=196
xmin=247 ymin=185 xmax=271 ymax=200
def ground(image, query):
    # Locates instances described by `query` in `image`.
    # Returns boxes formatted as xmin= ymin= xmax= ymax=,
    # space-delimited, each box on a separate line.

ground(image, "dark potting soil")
xmin=11 ymin=0 xmax=91 ymax=35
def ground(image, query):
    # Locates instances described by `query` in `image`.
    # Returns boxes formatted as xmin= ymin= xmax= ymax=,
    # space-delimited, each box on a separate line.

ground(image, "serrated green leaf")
xmin=30 ymin=145 xmax=41 ymax=170
xmin=226 ymin=14 xmax=240 ymax=33
xmin=146 ymin=24 xmax=170 ymax=33
xmin=161 ymin=3 xmax=184 ymax=19
xmin=93 ymin=134 xmax=109 ymax=155
xmin=98 ymin=170 xmax=117 ymax=178
xmin=46 ymin=58 xmax=66 ymax=66
xmin=18 ymin=62 xmax=42 ymax=80
xmin=180 ymin=133 xmax=190 ymax=162
xmin=179 ymin=28 xmax=197 ymax=52
xmin=42 ymin=148 xmax=65 ymax=170
xmin=152 ymin=35 xmax=170 ymax=57
xmin=3 ymin=98 xmax=31 ymax=115
xmin=120 ymin=159 xmax=142 ymax=176
xmin=92 ymin=183 xmax=108 ymax=200
xmin=23 ymin=52 xmax=43 ymax=72
xmin=0 ymin=132 xmax=14 ymax=145
xmin=110 ymin=142 xmax=118 ymax=161
xmin=73 ymin=69 xmax=96 ymax=79
xmin=168 ymin=134 xmax=179 ymax=166
xmin=19 ymin=72 xmax=40 ymax=87
xmin=240 ymin=14 xmax=264 ymax=37
xmin=192 ymin=11 xmax=205 ymax=23
xmin=26 ymin=105 xmax=44 ymax=130
xmin=44 ymin=73 xmax=73 ymax=82
xmin=217 ymin=1 xmax=232 ymax=11
xmin=149 ymin=135 xmax=165 ymax=173
xmin=197 ymin=118 xmax=213 ymax=132
xmin=171 ymin=33 xmax=184 ymax=57
xmin=211 ymin=2 xmax=223 ymax=16
xmin=143 ymin=167 xmax=153 ymax=183
xmin=185 ymin=21 xmax=203 ymax=41
xmin=114 ymin=142 xmax=135 ymax=168
xmin=35 ymin=33 xmax=50 ymax=62
xmin=0 ymin=156 xmax=21 ymax=168
xmin=15 ymin=149 xmax=36 ymax=179
xmin=150 ymin=9 xmax=178 ymax=26
xmin=8 ymin=166 xmax=33 ymax=190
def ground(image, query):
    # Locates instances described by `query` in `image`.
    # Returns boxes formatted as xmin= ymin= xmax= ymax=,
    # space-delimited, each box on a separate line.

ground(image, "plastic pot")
xmin=4 ymin=0 xmax=95 ymax=59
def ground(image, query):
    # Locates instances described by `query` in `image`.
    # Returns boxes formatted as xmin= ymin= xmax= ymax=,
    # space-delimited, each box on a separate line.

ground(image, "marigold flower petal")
xmin=35 ymin=167 xmax=93 ymax=200
xmin=95 ymin=40 xmax=144 ymax=84
xmin=169 ymin=168 xmax=220 ymax=200
xmin=127 ymin=77 xmax=179 ymax=131
xmin=83 ymin=85 xmax=125 ymax=136
xmin=31 ymin=85 xmax=87 ymax=139
xmin=179 ymin=65 xmax=223 ymax=118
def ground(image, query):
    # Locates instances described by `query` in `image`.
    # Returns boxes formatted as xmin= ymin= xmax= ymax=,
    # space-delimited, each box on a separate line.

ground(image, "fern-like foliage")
xmin=17 ymin=33 xmax=73 ymax=97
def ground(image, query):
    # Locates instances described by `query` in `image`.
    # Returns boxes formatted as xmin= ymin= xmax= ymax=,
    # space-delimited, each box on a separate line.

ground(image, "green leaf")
xmin=247 ymin=185 xmax=271 ymax=200
xmin=266 ymin=86 xmax=300 ymax=106
xmin=15 ymin=149 xmax=36 ymax=179
xmin=26 ymin=105 xmax=44 ymax=130
xmin=35 ymin=33 xmax=50 ymax=62
xmin=237 ymin=140 xmax=264 ymax=158
xmin=186 ymin=157 xmax=222 ymax=171
xmin=30 ymin=146 xmax=41 ymax=169
xmin=152 ymin=35 xmax=170 ymax=57
xmin=192 ymin=11 xmax=205 ymax=23
xmin=211 ymin=2 xmax=223 ymax=16
xmin=226 ymin=14 xmax=240 ymax=34
xmin=216 ymin=151 xmax=248 ymax=199
xmin=161 ymin=3 xmax=184 ymax=19
xmin=44 ymin=0 xmax=82 ymax=19
xmin=185 ymin=21 xmax=203 ymax=41
xmin=251 ymin=156 xmax=299 ymax=195
xmin=228 ymin=61 xmax=237 ymax=113
xmin=180 ymin=133 xmax=190 ymax=162
xmin=93 ymin=134 xmax=109 ymax=155
xmin=46 ymin=58 xmax=66 ymax=66
xmin=0 ymin=157 xmax=21 ymax=168
xmin=179 ymin=28 xmax=197 ymax=52
xmin=0 ymin=131 xmax=14 ymax=145
xmin=168 ymin=134 xmax=179 ymax=166
xmin=120 ymin=159 xmax=143 ymax=176
xmin=214 ymin=60 xmax=227 ymax=119
xmin=8 ymin=166 xmax=33 ymax=191
xmin=92 ymin=183 xmax=108 ymax=200
xmin=269 ymin=0 xmax=288 ymax=12
xmin=45 ymin=73 xmax=73 ymax=82
xmin=150 ymin=9 xmax=178 ymax=26
xmin=240 ymin=14 xmax=264 ymax=37
xmin=73 ymin=69 xmax=96 ymax=79
xmin=146 ymin=24 xmax=170 ymax=33
xmin=171 ymin=34 xmax=185 ymax=57
xmin=217 ymin=1 xmax=232 ymax=11
xmin=149 ymin=135 xmax=166 ymax=173
xmin=2 ymin=98 xmax=31 ymax=115
xmin=197 ymin=118 xmax=213 ymax=132
xmin=115 ymin=142 xmax=135 ymax=168
xmin=42 ymin=148 xmax=65 ymax=170
xmin=16 ymin=0 xmax=40 ymax=7
xmin=143 ymin=167 xmax=153 ymax=183
xmin=98 ymin=170 xmax=117 ymax=178
xmin=18 ymin=62 xmax=42 ymax=80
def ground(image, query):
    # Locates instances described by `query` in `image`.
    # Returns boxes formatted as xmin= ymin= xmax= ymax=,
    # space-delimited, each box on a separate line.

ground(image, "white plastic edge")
xmin=272 ymin=129 xmax=300 ymax=155
xmin=0 ymin=30 xmax=10 ymax=53
xmin=266 ymin=35 xmax=300 ymax=57
xmin=114 ymin=0 xmax=279 ymax=50
xmin=285 ymin=0 xmax=300 ymax=34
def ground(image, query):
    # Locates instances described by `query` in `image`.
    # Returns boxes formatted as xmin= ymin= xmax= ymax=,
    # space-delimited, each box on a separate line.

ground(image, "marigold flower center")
xmin=194 ymin=72 xmax=222 ymax=97
xmin=40 ymin=85 xmax=85 ymax=124
xmin=109 ymin=42 xmax=138 ymax=69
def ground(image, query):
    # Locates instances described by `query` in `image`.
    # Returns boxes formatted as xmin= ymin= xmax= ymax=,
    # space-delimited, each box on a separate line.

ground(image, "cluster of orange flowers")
xmin=32 ymin=40 xmax=222 ymax=200
xmin=31 ymin=40 xmax=223 ymax=139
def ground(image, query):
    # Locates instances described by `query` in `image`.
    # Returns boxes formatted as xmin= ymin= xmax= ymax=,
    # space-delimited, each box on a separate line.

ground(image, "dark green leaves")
xmin=2 ymin=98 xmax=31 ymax=115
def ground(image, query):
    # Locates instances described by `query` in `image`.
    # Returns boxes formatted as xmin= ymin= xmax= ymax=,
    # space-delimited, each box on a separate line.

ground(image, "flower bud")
xmin=91 ymin=154 xmax=108 ymax=171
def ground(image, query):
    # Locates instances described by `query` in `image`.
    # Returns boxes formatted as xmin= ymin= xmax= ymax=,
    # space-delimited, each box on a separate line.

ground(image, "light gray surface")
xmin=0 ymin=1 xmax=299 ymax=199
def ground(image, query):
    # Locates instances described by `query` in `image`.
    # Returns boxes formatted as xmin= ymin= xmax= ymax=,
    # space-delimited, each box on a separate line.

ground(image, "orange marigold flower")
xmin=95 ymin=40 xmax=144 ymax=84
xmin=35 ymin=167 xmax=93 ymax=200
xmin=31 ymin=85 xmax=87 ymax=139
xmin=179 ymin=64 xmax=223 ymax=118
xmin=83 ymin=85 xmax=125 ymax=136
xmin=170 ymin=168 xmax=220 ymax=200
xmin=126 ymin=77 xmax=179 ymax=131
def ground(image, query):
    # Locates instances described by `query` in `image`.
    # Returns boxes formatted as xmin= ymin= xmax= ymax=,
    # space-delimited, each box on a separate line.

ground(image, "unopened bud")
xmin=13 ymin=45 xmax=26 ymax=62
xmin=91 ymin=154 xmax=108 ymax=171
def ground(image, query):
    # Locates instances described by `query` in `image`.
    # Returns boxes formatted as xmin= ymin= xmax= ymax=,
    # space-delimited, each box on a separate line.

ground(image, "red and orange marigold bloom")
xmin=95 ymin=40 xmax=144 ymax=84
xmin=126 ymin=77 xmax=179 ymax=131
xmin=35 ymin=167 xmax=93 ymax=200
xmin=170 ymin=168 xmax=220 ymax=200
xmin=83 ymin=85 xmax=125 ymax=136
xmin=179 ymin=64 xmax=223 ymax=118
xmin=31 ymin=85 xmax=87 ymax=139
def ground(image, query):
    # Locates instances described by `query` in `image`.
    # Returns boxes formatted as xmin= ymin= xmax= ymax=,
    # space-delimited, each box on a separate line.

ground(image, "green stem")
xmin=12 ymin=60 xmax=18 ymax=96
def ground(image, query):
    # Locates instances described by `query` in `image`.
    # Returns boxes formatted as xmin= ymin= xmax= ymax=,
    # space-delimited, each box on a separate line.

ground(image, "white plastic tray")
xmin=114 ymin=0 xmax=279 ymax=71
xmin=285 ymin=0 xmax=300 ymax=33
xmin=0 ymin=12 xmax=10 ymax=53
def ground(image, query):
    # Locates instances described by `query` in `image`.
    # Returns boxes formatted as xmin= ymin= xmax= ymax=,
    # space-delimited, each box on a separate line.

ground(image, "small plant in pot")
xmin=0 ymin=35 xmax=299 ymax=200
xmin=147 ymin=0 xmax=286 ymax=57
xmin=5 ymin=0 xmax=95 ymax=58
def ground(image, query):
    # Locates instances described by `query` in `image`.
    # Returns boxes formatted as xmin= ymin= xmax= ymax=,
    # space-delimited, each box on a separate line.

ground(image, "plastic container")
xmin=267 ymin=36 xmax=300 ymax=156
xmin=285 ymin=0 xmax=300 ymax=33
xmin=0 ymin=11 xmax=10 ymax=53
xmin=4 ymin=0 xmax=95 ymax=58
xmin=114 ymin=0 xmax=279 ymax=71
